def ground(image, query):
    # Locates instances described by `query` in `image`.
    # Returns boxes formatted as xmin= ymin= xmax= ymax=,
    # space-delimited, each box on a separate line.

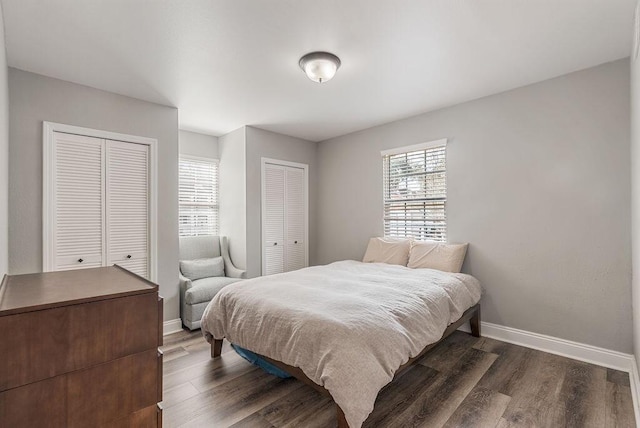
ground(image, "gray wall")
xmin=217 ymin=126 xmax=318 ymax=278
xmin=8 ymin=68 xmax=180 ymax=321
xmin=317 ymin=59 xmax=632 ymax=353
xmin=245 ymin=126 xmax=317 ymax=278
xmin=0 ymin=5 xmax=8 ymax=278
xmin=632 ymin=7 xmax=640 ymax=369
xmin=218 ymin=127 xmax=247 ymax=269
xmin=179 ymin=129 xmax=218 ymax=159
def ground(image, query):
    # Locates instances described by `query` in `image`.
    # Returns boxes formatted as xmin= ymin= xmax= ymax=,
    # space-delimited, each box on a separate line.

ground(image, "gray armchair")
xmin=179 ymin=235 xmax=246 ymax=330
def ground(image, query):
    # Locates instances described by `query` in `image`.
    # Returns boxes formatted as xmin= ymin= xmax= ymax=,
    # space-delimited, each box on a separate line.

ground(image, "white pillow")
xmin=180 ymin=257 xmax=225 ymax=280
xmin=408 ymin=241 xmax=468 ymax=273
xmin=362 ymin=237 xmax=411 ymax=266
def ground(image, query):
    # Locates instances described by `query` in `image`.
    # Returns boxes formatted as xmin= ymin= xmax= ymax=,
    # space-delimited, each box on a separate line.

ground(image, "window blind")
xmin=383 ymin=144 xmax=446 ymax=241
xmin=179 ymin=156 xmax=219 ymax=236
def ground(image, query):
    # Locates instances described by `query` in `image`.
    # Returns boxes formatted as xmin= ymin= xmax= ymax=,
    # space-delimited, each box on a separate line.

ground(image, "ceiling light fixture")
xmin=299 ymin=51 xmax=341 ymax=83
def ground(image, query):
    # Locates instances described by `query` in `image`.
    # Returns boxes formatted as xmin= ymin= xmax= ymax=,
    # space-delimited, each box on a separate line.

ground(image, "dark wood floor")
xmin=161 ymin=329 xmax=635 ymax=427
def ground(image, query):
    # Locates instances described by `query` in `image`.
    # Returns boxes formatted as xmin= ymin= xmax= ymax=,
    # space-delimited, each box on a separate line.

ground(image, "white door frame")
xmin=261 ymin=157 xmax=309 ymax=276
xmin=42 ymin=121 xmax=158 ymax=282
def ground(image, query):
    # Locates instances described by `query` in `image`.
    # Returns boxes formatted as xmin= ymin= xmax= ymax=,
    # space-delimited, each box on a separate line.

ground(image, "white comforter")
xmin=201 ymin=260 xmax=482 ymax=428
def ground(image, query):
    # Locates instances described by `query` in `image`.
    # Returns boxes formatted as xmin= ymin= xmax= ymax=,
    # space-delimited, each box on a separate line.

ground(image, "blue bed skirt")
xmin=231 ymin=344 xmax=292 ymax=379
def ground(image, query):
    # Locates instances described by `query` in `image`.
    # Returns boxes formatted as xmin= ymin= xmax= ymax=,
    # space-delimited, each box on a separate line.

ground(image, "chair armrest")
xmin=220 ymin=236 xmax=247 ymax=279
xmin=225 ymin=264 xmax=247 ymax=279
xmin=179 ymin=272 xmax=193 ymax=290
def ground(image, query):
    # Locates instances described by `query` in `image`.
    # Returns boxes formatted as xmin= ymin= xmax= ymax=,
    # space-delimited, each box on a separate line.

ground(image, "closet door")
xmin=284 ymin=167 xmax=306 ymax=272
xmin=106 ymin=140 xmax=149 ymax=278
xmin=51 ymin=132 xmax=105 ymax=271
xmin=263 ymin=164 xmax=285 ymax=275
xmin=262 ymin=161 xmax=307 ymax=276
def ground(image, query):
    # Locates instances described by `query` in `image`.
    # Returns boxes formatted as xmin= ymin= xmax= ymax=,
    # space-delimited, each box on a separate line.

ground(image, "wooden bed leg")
xmin=211 ymin=339 xmax=223 ymax=358
xmin=470 ymin=305 xmax=481 ymax=337
xmin=337 ymin=405 xmax=348 ymax=428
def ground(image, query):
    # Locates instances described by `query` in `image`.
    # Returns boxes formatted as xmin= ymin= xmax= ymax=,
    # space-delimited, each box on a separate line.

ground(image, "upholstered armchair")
xmin=179 ymin=235 xmax=246 ymax=330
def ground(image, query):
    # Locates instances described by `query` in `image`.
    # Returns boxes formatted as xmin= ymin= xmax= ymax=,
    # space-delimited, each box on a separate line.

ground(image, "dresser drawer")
xmin=0 ymin=376 xmax=66 ymax=427
xmin=0 ymin=349 xmax=159 ymax=427
xmin=67 ymin=349 xmax=159 ymax=427
xmin=0 ymin=292 xmax=159 ymax=391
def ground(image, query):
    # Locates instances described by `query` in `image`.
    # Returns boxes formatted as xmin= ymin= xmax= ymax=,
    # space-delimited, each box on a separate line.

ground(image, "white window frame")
xmin=42 ymin=121 xmax=158 ymax=282
xmin=381 ymin=138 xmax=448 ymax=242
xmin=179 ymin=154 xmax=220 ymax=237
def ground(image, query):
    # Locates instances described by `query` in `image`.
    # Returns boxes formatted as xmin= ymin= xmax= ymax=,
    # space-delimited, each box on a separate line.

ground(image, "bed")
xmin=201 ymin=260 xmax=482 ymax=428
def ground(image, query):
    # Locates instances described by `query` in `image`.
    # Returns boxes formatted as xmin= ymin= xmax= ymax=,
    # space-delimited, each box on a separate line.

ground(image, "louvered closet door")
xmin=263 ymin=164 xmax=285 ymax=275
xmin=106 ymin=140 xmax=149 ymax=278
xmin=52 ymin=132 xmax=105 ymax=271
xmin=262 ymin=162 xmax=307 ymax=276
xmin=284 ymin=167 xmax=305 ymax=272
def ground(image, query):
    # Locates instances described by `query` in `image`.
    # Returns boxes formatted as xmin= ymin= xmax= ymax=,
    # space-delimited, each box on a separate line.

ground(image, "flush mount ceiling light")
xmin=299 ymin=51 xmax=341 ymax=83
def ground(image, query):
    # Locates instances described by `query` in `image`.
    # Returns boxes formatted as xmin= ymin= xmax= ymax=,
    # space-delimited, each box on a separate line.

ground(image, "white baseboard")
xmin=163 ymin=318 xmax=183 ymax=336
xmin=459 ymin=321 xmax=633 ymax=372
xmin=630 ymin=357 xmax=640 ymax=428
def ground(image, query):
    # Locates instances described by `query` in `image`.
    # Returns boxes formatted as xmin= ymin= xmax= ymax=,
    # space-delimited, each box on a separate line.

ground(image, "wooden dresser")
xmin=0 ymin=266 xmax=163 ymax=427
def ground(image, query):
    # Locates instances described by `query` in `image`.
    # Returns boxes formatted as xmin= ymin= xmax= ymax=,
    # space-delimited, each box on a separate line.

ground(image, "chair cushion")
xmin=180 ymin=257 xmax=224 ymax=281
xmin=184 ymin=276 xmax=242 ymax=304
xmin=179 ymin=235 xmax=222 ymax=260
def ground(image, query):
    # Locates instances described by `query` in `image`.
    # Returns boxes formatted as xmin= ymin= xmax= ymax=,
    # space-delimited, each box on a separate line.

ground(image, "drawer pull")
xmin=127 ymin=255 xmax=132 ymax=259
xmin=78 ymin=258 xmax=84 ymax=263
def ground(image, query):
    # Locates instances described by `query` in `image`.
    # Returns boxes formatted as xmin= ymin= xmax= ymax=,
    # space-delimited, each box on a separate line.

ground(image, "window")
xmin=179 ymin=156 xmax=219 ymax=236
xmin=382 ymin=140 xmax=447 ymax=242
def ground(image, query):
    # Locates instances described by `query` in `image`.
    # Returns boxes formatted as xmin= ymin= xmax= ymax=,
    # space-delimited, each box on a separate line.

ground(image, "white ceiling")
xmin=1 ymin=0 xmax=636 ymax=142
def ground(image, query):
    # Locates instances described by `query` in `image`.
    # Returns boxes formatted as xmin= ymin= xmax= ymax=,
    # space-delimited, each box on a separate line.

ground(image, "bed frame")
xmin=211 ymin=303 xmax=481 ymax=428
